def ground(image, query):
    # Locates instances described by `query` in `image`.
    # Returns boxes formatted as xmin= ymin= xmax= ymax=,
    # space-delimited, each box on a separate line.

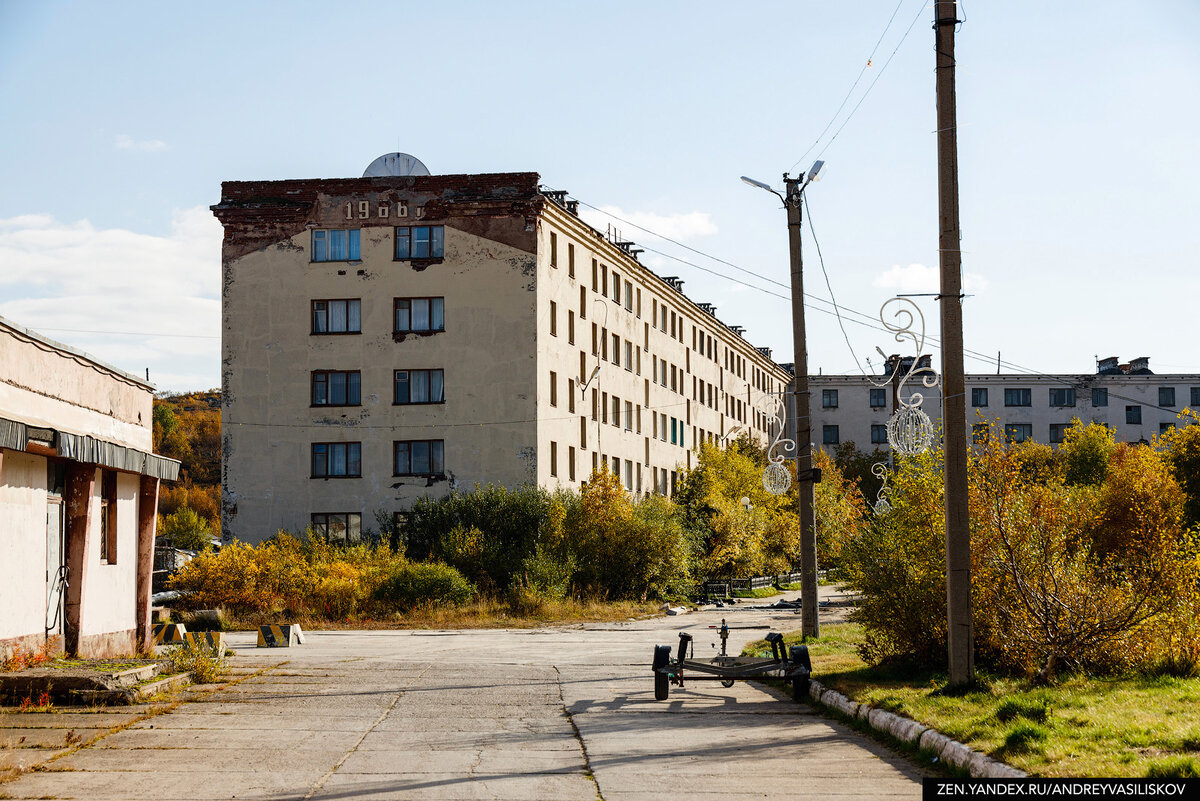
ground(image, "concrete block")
xmin=151 ymin=622 xmax=186 ymax=644
xmin=184 ymin=631 xmax=227 ymax=652
xmin=257 ymin=624 xmax=302 ymax=647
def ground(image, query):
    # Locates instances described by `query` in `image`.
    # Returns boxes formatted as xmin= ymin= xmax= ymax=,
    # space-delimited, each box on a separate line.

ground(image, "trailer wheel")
xmin=792 ymin=676 xmax=810 ymax=701
xmin=653 ymin=644 xmax=671 ymax=701
xmin=721 ymin=679 xmax=735 ymax=688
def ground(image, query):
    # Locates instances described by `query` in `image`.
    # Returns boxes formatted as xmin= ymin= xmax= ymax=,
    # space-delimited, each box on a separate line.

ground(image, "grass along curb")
xmin=805 ymin=678 xmax=1026 ymax=779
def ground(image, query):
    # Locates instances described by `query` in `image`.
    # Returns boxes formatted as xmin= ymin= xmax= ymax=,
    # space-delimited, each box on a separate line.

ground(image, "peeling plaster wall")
xmin=218 ymin=175 xmax=540 ymax=542
xmin=0 ymin=324 xmax=153 ymax=450
xmin=0 ymin=451 xmax=49 ymax=641
xmin=79 ymin=470 xmax=140 ymax=636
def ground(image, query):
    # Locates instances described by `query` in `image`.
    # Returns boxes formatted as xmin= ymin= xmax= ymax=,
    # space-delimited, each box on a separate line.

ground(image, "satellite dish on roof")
xmin=362 ymin=153 xmax=431 ymax=178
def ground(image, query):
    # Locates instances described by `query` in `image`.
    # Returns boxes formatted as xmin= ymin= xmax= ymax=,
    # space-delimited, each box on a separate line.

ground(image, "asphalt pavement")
xmin=0 ymin=590 xmax=926 ymax=800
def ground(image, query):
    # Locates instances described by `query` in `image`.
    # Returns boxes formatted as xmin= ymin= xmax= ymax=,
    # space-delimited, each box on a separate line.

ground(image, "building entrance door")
xmin=46 ymin=499 xmax=67 ymax=639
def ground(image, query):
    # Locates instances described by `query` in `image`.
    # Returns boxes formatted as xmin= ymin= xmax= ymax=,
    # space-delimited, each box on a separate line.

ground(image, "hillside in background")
xmin=153 ymin=390 xmax=221 ymax=538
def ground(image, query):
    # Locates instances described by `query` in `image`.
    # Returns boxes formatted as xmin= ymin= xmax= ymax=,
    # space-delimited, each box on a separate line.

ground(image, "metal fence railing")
xmin=699 ymin=572 xmax=805 ymax=598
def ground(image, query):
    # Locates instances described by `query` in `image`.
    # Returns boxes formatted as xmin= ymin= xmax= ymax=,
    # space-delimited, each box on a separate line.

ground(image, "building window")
xmin=394 ymin=369 xmax=445 ymax=405
xmin=550 ymin=371 xmax=558 ymax=407
xmin=870 ymin=388 xmax=887 ymax=408
xmin=972 ymin=423 xmax=989 ymax=442
xmin=394 ymin=297 xmax=445 ymax=333
xmin=312 ymin=299 xmax=361 ymax=334
xmin=612 ymin=333 xmax=620 ymax=365
xmin=1161 ymin=422 xmax=1176 ymax=434
xmin=568 ymin=311 xmax=575 ymax=345
xmin=971 ymin=388 xmax=988 ymax=407
xmin=1159 ymin=387 xmax=1176 ymax=408
xmin=568 ymin=243 xmax=575 ymax=278
xmin=550 ymin=301 xmax=557 ymax=336
xmin=1004 ymin=424 xmax=1033 ymax=443
xmin=1092 ymin=388 xmax=1108 ymax=407
xmin=550 ymin=441 xmax=558 ymax=477
xmin=1004 ymin=388 xmax=1032 ymax=407
xmin=624 ymin=341 xmax=633 ymax=372
xmin=870 ymin=424 xmax=887 ymax=444
xmin=550 ymin=232 xmax=558 ymax=268
xmin=1049 ymin=388 xmax=1076 ymax=408
xmin=822 ymin=389 xmax=838 ymax=409
xmin=624 ymin=400 xmax=633 ymax=431
xmin=312 ymin=442 xmax=362 ymax=478
xmin=612 ymin=272 xmax=621 ymax=303
xmin=394 ymin=440 xmax=445 ymax=476
xmin=624 ymin=281 xmax=633 ymax=311
xmin=823 ymin=425 xmax=840 ymax=445
xmin=395 ymin=225 xmax=444 ymax=260
xmin=312 ymin=370 xmax=361 ymax=406
xmin=99 ymin=470 xmax=117 ymax=564
xmin=612 ymin=396 xmax=620 ymax=428
xmin=1192 ymin=387 xmax=1200 ymax=407
xmin=311 ymin=513 xmax=361 ymax=543
xmin=1126 ymin=405 xmax=1142 ymax=425
xmin=1049 ymin=423 xmax=1070 ymax=444
xmin=312 ymin=229 xmax=360 ymax=262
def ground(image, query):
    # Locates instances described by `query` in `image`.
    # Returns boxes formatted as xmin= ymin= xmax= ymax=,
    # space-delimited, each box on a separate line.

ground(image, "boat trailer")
xmin=652 ymin=619 xmax=812 ymax=701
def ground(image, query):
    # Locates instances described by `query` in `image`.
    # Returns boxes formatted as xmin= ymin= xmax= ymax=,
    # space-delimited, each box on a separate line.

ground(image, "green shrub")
xmin=405 ymin=484 xmax=553 ymax=590
xmin=373 ymin=562 xmax=476 ymax=610
xmin=163 ymin=639 xmax=227 ymax=684
xmin=159 ymin=507 xmax=213 ymax=551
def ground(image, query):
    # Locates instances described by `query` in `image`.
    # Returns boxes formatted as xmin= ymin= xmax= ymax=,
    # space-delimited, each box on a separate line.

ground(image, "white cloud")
xmin=0 ymin=207 xmax=222 ymax=391
xmin=115 ymin=134 xmax=167 ymax=152
xmin=873 ymin=263 xmax=989 ymax=294
xmin=579 ymin=205 xmax=718 ymax=242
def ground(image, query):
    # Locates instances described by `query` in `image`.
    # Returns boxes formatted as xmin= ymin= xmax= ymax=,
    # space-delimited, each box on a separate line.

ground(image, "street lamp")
xmin=741 ymin=160 xmax=824 ymax=638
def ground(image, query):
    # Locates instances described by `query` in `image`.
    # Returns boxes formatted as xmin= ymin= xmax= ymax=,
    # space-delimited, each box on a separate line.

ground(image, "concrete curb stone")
xmin=808 ymin=680 xmax=1026 ymax=779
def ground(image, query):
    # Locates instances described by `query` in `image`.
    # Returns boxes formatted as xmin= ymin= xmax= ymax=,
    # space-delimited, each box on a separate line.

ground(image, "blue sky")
xmin=2 ymin=1 xmax=1198 ymax=391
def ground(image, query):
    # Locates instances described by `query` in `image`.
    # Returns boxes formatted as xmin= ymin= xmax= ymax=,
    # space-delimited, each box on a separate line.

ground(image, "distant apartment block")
xmin=803 ymin=355 xmax=1197 ymax=453
xmin=212 ymin=161 xmax=790 ymax=543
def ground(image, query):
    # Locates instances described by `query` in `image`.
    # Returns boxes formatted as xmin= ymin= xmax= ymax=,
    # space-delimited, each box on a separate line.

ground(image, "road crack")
xmin=301 ymin=662 xmax=432 ymax=801
xmin=553 ymin=664 xmax=604 ymax=801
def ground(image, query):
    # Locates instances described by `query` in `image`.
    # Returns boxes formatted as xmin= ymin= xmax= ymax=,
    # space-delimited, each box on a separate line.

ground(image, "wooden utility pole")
xmin=934 ymin=0 xmax=974 ymax=685
xmin=784 ymin=175 xmax=820 ymax=639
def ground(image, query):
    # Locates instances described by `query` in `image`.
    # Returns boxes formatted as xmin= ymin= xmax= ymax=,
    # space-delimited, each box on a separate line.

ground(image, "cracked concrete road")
xmin=1 ymin=598 xmax=926 ymax=800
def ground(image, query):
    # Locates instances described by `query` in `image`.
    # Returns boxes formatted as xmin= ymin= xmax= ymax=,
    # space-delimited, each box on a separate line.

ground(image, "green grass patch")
xmin=744 ymin=622 xmax=1200 ymax=778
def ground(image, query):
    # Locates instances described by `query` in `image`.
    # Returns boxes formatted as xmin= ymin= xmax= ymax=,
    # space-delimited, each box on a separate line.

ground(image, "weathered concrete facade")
xmin=215 ymin=171 xmax=790 ymax=543
xmin=0 ymin=317 xmax=179 ymax=659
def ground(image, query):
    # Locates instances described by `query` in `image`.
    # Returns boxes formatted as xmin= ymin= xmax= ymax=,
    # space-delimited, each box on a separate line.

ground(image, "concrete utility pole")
xmin=784 ymin=174 xmax=820 ymax=639
xmin=934 ymin=0 xmax=974 ymax=685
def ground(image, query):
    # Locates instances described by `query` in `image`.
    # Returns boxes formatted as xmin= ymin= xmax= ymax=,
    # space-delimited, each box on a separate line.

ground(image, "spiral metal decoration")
xmin=872 ymin=297 xmax=941 ymax=455
xmin=870 ymin=462 xmax=892 ymax=514
xmin=757 ymin=391 xmax=796 ymax=495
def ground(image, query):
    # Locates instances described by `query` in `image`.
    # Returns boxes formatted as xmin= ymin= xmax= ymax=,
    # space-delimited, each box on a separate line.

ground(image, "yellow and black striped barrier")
xmin=152 ymin=622 xmax=187 ymax=644
xmin=183 ymin=631 xmax=226 ymax=651
xmin=257 ymin=624 xmax=304 ymax=648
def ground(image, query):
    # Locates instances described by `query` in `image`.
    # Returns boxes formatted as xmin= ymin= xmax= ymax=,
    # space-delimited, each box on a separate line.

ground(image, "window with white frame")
xmin=394 ymin=440 xmax=445 ymax=476
xmin=311 ymin=299 xmax=361 ymax=334
xmin=395 ymin=225 xmax=444 ymax=260
xmin=312 ymin=229 xmax=361 ymax=262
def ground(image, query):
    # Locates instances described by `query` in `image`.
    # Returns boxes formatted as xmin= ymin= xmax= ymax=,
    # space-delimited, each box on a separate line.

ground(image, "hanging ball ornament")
xmin=886 ymin=406 xmax=935 ymax=456
xmin=762 ymin=462 xmax=792 ymax=495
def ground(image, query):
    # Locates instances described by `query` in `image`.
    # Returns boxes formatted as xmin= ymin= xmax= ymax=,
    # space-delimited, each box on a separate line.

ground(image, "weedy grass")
xmin=745 ymin=622 xmax=1200 ymax=778
xmin=228 ymin=597 xmax=659 ymax=630
xmin=162 ymin=640 xmax=227 ymax=684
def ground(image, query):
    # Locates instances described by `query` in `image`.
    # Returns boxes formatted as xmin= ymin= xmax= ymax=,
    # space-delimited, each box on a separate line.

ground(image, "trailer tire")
xmin=721 ymin=679 xmax=735 ymax=688
xmin=792 ymin=676 xmax=810 ymax=701
xmin=653 ymin=644 xmax=671 ymax=701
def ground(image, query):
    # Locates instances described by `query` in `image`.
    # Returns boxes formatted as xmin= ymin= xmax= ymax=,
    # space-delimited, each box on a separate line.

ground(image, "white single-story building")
xmin=0 ymin=316 xmax=179 ymax=659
